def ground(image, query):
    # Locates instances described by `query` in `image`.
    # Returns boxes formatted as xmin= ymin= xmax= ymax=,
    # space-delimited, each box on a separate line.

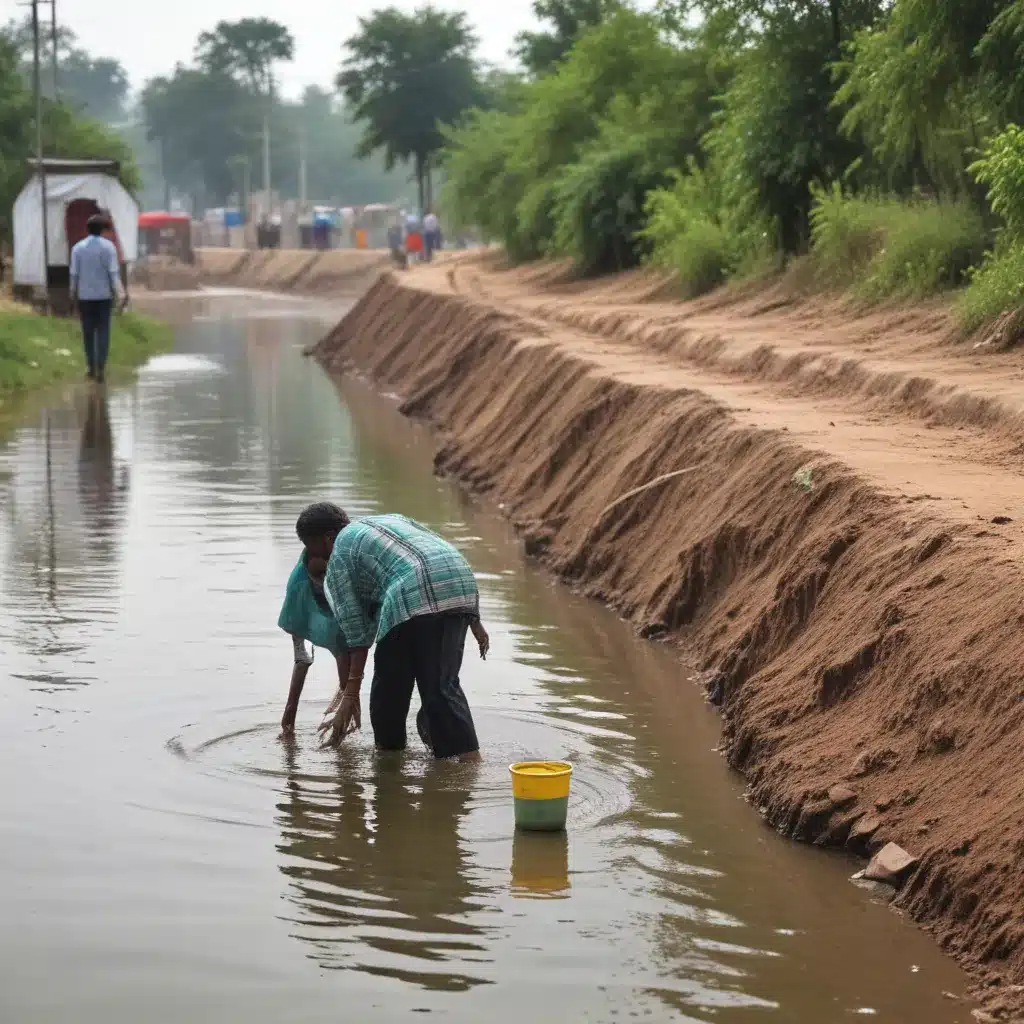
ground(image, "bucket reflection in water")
xmin=510 ymin=830 xmax=571 ymax=900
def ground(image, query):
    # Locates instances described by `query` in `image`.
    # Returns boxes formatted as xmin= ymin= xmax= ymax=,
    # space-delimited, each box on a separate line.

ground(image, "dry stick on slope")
xmin=593 ymin=467 xmax=700 ymax=527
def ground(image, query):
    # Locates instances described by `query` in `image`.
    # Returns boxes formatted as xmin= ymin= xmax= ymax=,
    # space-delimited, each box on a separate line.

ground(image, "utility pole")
xmin=262 ymin=111 xmax=271 ymax=215
xmin=32 ymin=0 xmax=50 ymax=312
xmin=298 ymin=125 xmax=307 ymax=212
xmin=49 ymin=0 xmax=58 ymax=98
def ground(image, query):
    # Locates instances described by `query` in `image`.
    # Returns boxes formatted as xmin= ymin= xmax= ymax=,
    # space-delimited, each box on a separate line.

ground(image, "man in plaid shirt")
xmin=282 ymin=503 xmax=489 ymax=760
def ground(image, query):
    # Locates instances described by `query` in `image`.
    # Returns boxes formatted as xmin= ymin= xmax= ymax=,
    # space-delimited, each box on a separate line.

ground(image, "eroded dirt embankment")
xmin=311 ymin=267 xmax=1024 ymax=1015
xmin=194 ymin=247 xmax=389 ymax=295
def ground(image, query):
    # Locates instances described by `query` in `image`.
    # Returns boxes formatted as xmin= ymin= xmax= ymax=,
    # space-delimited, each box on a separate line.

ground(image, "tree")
xmin=0 ymin=34 xmax=137 ymax=240
xmin=195 ymin=17 xmax=295 ymax=96
xmin=835 ymin=0 xmax=1017 ymax=195
xmin=444 ymin=7 xmax=721 ymax=264
xmin=3 ymin=16 xmax=130 ymax=121
xmin=141 ymin=66 xmax=257 ymax=205
xmin=338 ymin=5 xmax=483 ymax=211
xmin=657 ymin=0 xmax=885 ymax=48
xmin=61 ymin=54 xmax=129 ymax=122
xmin=272 ymin=87 xmax=413 ymax=206
xmin=514 ymin=0 xmax=621 ymax=75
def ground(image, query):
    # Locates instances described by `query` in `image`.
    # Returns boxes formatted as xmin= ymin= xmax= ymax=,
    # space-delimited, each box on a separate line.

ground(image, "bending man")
xmin=283 ymin=502 xmax=489 ymax=761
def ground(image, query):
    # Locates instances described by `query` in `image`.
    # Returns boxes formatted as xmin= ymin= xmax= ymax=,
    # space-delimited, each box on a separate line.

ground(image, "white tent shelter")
xmin=13 ymin=160 xmax=139 ymax=287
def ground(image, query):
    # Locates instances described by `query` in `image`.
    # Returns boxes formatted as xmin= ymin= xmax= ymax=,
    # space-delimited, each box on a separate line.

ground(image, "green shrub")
xmin=969 ymin=124 xmax=1024 ymax=240
xmin=550 ymin=135 xmax=666 ymax=275
xmin=645 ymin=208 xmax=729 ymax=298
xmin=957 ymin=244 xmax=1024 ymax=333
xmin=641 ymin=163 xmax=773 ymax=297
xmin=514 ymin=178 xmax=560 ymax=263
xmin=809 ymin=187 xmax=987 ymax=300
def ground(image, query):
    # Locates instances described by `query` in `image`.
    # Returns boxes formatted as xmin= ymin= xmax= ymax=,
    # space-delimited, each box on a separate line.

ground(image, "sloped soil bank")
xmin=311 ymin=274 xmax=1024 ymax=1017
xmin=195 ymin=247 xmax=389 ymax=295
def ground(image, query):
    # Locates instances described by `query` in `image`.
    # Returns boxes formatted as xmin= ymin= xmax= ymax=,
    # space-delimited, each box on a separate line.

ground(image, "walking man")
xmin=282 ymin=502 xmax=489 ymax=761
xmin=70 ymin=214 xmax=124 ymax=382
xmin=423 ymin=210 xmax=441 ymax=262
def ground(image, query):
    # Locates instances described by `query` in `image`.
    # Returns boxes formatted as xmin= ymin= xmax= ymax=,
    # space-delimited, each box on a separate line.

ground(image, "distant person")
xmin=387 ymin=221 xmax=407 ymax=269
xmin=405 ymin=213 xmax=424 ymax=264
xmin=282 ymin=502 xmax=489 ymax=761
xmin=70 ymin=214 xmax=126 ymax=383
xmin=423 ymin=211 xmax=441 ymax=262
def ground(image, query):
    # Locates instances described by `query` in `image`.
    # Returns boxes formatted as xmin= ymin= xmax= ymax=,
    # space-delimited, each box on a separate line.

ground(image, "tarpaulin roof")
xmin=139 ymin=211 xmax=191 ymax=228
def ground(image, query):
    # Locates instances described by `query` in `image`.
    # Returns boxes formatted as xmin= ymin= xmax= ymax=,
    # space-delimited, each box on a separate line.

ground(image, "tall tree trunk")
xmin=415 ymin=153 xmax=426 ymax=214
xmin=829 ymin=0 xmax=841 ymax=48
xmin=426 ymin=164 xmax=434 ymax=212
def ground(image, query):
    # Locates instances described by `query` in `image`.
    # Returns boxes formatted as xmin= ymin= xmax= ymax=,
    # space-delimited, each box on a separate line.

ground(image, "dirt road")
xmin=313 ymin=254 xmax=1024 ymax=1017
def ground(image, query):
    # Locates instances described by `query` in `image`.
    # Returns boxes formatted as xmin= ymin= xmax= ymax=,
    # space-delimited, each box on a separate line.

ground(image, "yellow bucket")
xmin=509 ymin=761 xmax=572 ymax=831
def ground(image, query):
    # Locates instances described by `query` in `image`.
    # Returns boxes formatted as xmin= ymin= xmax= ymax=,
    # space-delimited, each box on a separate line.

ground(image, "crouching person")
xmin=290 ymin=502 xmax=489 ymax=761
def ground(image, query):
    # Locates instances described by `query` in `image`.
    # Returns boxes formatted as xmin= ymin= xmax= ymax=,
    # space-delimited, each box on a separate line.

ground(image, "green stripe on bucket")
xmin=514 ymin=795 xmax=569 ymax=832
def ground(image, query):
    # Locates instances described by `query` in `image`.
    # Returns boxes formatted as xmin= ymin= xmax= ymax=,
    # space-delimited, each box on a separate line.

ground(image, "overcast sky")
xmin=49 ymin=0 xmax=540 ymax=97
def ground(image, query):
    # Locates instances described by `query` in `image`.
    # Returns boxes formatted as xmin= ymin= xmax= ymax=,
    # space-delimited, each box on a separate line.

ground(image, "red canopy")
xmin=139 ymin=211 xmax=190 ymax=228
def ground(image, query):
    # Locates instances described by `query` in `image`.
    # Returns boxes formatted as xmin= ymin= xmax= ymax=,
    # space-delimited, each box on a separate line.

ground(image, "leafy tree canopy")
xmin=514 ymin=0 xmax=621 ymax=75
xmin=338 ymin=4 xmax=483 ymax=210
xmin=4 ymin=16 xmax=130 ymax=122
xmin=195 ymin=18 xmax=295 ymax=96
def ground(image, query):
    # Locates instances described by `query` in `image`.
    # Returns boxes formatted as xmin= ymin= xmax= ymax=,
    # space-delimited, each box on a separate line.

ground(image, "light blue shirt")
xmin=70 ymin=235 xmax=119 ymax=300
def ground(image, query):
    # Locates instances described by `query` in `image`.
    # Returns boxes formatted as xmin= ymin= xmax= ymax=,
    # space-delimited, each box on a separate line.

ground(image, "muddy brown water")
xmin=0 ymin=292 xmax=970 ymax=1022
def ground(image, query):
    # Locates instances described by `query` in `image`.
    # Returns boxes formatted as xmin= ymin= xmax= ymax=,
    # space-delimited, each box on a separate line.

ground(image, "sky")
xmin=45 ymin=0 xmax=541 ymax=97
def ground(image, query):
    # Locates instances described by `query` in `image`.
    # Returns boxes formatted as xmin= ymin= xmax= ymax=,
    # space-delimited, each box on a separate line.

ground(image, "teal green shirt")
xmin=278 ymin=554 xmax=345 ymax=656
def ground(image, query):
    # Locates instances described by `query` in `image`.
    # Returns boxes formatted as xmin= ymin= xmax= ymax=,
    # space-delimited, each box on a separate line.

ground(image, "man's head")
xmin=86 ymin=214 xmax=108 ymax=236
xmin=296 ymin=502 xmax=350 ymax=561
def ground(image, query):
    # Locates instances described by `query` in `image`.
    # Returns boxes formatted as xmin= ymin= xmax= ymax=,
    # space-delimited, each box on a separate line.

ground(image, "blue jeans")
xmin=78 ymin=299 xmax=113 ymax=376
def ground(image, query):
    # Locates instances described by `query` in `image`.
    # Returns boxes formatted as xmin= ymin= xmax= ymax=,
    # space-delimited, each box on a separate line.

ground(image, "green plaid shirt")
xmin=323 ymin=514 xmax=480 ymax=649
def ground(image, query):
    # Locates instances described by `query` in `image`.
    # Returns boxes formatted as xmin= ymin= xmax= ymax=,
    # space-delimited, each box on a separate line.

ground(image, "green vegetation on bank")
xmin=437 ymin=0 xmax=1024 ymax=339
xmin=0 ymin=307 xmax=172 ymax=399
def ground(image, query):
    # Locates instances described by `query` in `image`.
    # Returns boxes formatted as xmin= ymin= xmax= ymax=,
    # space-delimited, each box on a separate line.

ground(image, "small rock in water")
xmin=863 ymin=842 xmax=919 ymax=886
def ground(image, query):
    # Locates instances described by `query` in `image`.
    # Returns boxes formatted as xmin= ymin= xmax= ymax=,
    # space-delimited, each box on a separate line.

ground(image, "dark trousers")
xmin=78 ymin=299 xmax=113 ymax=376
xmin=424 ymin=230 xmax=442 ymax=262
xmin=370 ymin=613 xmax=479 ymax=759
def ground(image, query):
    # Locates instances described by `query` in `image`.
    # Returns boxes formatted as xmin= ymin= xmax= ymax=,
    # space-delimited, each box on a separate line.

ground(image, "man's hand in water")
xmin=318 ymin=688 xmax=361 ymax=747
xmin=470 ymin=619 xmax=490 ymax=660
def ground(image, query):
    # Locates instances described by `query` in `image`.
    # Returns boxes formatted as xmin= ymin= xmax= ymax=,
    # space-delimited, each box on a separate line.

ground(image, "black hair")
xmin=86 ymin=214 xmax=107 ymax=236
xmin=295 ymin=502 xmax=350 ymax=543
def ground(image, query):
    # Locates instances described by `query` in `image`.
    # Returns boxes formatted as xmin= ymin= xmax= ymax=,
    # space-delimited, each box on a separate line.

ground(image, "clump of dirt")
xmin=312 ymin=272 xmax=1024 ymax=1013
